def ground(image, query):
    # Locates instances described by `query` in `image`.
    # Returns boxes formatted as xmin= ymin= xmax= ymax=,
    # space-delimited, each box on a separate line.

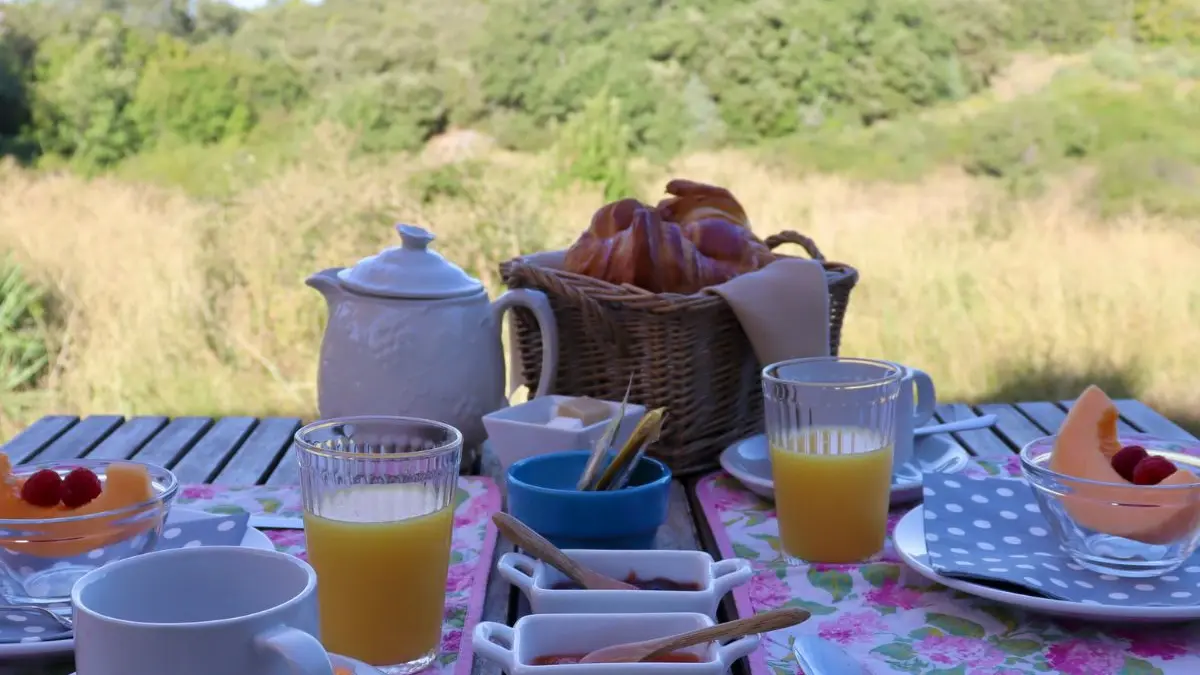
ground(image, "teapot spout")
xmin=306 ymin=268 xmax=347 ymax=309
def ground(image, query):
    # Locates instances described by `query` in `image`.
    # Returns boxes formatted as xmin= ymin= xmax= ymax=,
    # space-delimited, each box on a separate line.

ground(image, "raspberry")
xmin=61 ymin=467 xmax=103 ymax=509
xmin=20 ymin=469 xmax=63 ymax=507
xmin=1111 ymin=445 xmax=1149 ymax=482
xmin=1132 ymin=456 xmax=1178 ymax=486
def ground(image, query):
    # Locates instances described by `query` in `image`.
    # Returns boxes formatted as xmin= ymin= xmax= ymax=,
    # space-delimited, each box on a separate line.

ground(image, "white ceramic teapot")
xmin=307 ymin=224 xmax=559 ymax=449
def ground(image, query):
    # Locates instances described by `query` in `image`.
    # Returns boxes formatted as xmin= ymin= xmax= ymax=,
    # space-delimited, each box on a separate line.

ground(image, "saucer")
xmin=718 ymin=433 xmax=970 ymax=506
xmin=894 ymin=504 xmax=1200 ymax=622
xmin=69 ymin=653 xmax=386 ymax=675
xmin=1 ymin=508 xmax=275 ymax=659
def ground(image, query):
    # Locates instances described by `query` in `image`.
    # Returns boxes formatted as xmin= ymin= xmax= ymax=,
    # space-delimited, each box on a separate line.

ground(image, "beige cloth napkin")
xmin=502 ymin=252 xmax=831 ymax=395
xmin=705 ymin=258 xmax=831 ymax=366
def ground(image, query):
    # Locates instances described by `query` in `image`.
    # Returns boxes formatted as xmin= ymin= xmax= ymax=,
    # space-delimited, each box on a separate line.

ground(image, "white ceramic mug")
xmin=891 ymin=365 xmax=937 ymax=470
xmin=71 ymin=546 xmax=333 ymax=675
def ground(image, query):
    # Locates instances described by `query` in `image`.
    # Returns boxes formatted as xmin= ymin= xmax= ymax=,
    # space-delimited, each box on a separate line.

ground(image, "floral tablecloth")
xmin=696 ymin=444 xmax=1200 ymax=675
xmin=176 ymin=477 xmax=501 ymax=675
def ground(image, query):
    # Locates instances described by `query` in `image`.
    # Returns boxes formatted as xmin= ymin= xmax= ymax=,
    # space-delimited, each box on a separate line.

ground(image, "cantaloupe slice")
xmin=1050 ymin=385 xmax=1200 ymax=545
xmin=0 ymin=462 xmax=160 ymax=558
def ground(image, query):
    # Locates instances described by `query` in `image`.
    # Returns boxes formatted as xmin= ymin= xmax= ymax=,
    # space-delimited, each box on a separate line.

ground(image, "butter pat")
xmin=546 ymin=416 xmax=585 ymax=430
xmin=553 ymin=397 xmax=612 ymax=427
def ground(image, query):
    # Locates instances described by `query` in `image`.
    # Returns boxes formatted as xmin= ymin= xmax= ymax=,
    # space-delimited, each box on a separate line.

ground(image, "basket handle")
xmin=504 ymin=260 xmax=627 ymax=352
xmin=765 ymin=231 xmax=826 ymax=262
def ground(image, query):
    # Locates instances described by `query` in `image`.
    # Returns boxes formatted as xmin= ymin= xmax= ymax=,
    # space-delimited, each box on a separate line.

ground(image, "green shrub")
xmin=313 ymin=74 xmax=448 ymax=154
xmin=1092 ymin=142 xmax=1200 ymax=217
xmin=553 ymin=91 xmax=636 ymax=202
xmin=1003 ymin=0 xmax=1120 ymax=51
xmin=1132 ymin=0 xmax=1200 ymax=46
xmin=28 ymin=15 xmax=149 ymax=168
xmin=130 ymin=37 xmax=305 ymax=146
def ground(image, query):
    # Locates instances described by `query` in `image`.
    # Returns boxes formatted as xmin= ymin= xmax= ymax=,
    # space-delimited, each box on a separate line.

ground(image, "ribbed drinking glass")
xmin=763 ymin=357 xmax=902 ymax=564
xmin=295 ymin=416 xmax=462 ymax=674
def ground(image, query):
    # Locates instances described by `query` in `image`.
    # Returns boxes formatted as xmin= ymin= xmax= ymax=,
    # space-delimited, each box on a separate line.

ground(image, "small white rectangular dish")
xmin=473 ymin=612 xmax=759 ymax=675
xmin=496 ymin=549 xmax=752 ymax=619
xmin=483 ymin=395 xmax=646 ymax=471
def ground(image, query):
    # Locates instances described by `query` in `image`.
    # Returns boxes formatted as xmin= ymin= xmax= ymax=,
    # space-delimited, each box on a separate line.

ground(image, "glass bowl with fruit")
xmin=0 ymin=457 xmax=178 ymax=605
xmin=1021 ymin=433 xmax=1200 ymax=578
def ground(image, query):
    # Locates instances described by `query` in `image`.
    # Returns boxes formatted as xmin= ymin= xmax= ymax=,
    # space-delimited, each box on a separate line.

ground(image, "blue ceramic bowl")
xmin=506 ymin=450 xmax=672 ymax=550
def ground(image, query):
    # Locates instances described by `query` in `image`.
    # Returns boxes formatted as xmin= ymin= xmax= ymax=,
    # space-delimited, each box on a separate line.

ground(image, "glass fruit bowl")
xmin=0 ymin=459 xmax=178 ymax=605
xmin=1021 ymin=435 xmax=1200 ymax=577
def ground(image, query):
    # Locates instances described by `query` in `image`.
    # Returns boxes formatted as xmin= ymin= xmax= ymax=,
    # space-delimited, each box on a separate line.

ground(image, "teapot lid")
xmin=337 ymin=224 xmax=483 ymax=299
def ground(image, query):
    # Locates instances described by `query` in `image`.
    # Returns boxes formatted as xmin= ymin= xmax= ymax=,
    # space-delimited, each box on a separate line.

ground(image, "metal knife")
xmin=248 ymin=514 xmax=305 ymax=530
xmin=792 ymin=636 xmax=870 ymax=675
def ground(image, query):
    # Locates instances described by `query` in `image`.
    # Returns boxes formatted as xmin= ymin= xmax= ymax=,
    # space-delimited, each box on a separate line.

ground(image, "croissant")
xmin=562 ymin=181 xmax=776 ymax=294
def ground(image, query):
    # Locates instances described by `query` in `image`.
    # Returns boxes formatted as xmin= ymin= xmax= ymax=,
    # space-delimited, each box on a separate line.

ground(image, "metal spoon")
xmin=914 ymin=414 xmax=997 ymax=437
xmin=0 ymin=605 xmax=73 ymax=630
xmin=579 ymin=607 xmax=810 ymax=664
xmin=491 ymin=513 xmax=637 ymax=591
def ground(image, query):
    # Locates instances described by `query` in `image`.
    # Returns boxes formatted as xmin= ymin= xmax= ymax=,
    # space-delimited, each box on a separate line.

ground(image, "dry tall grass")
xmin=1 ymin=128 xmax=1198 ymax=436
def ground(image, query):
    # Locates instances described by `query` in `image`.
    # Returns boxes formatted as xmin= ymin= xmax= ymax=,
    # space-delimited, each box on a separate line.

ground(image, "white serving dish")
xmin=483 ymin=395 xmax=646 ymax=471
xmin=473 ymin=612 xmax=759 ymax=675
xmin=497 ymin=549 xmax=752 ymax=619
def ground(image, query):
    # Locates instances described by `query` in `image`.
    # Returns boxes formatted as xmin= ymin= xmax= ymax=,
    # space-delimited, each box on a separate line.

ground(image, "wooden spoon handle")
xmin=642 ymin=608 xmax=811 ymax=661
xmin=492 ymin=512 xmax=595 ymax=588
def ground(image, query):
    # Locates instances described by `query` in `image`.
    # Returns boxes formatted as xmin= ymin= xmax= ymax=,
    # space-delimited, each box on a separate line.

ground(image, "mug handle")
xmin=492 ymin=289 xmax=559 ymax=399
xmin=496 ymin=551 xmax=539 ymax=594
xmin=473 ymin=622 xmax=518 ymax=673
xmin=910 ymin=368 xmax=936 ymax=427
xmin=255 ymin=626 xmax=333 ymax=675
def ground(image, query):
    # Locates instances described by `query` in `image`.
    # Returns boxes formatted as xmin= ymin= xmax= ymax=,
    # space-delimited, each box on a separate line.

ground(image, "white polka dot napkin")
xmin=921 ymin=474 xmax=1200 ymax=607
xmin=0 ymin=511 xmax=249 ymax=643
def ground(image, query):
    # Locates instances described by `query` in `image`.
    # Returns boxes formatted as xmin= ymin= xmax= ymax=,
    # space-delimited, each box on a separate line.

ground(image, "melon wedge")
xmin=0 ymin=462 xmax=160 ymax=558
xmin=1050 ymin=385 xmax=1200 ymax=545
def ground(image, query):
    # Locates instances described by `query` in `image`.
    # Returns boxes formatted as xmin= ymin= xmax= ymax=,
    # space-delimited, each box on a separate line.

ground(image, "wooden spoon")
xmin=579 ymin=607 xmax=811 ymax=664
xmin=491 ymin=512 xmax=637 ymax=591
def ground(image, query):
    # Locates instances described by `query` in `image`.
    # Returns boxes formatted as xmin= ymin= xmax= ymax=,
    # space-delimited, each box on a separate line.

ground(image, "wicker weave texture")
xmin=500 ymin=231 xmax=858 ymax=476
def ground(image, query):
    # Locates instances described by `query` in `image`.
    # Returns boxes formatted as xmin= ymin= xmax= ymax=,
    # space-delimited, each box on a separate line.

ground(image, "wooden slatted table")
xmin=2 ymin=400 xmax=1195 ymax=675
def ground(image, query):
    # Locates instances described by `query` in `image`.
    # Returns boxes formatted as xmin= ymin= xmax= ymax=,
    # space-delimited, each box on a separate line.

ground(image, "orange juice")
xmin=771 ymin=426 xmax=893 ymax=563
xmin=304 ymin=484 xmax=454 ymax=667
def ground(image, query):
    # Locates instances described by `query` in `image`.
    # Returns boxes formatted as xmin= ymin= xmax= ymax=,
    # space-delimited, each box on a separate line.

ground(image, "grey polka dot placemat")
xmin=0 ymin=511 xmax=249 ymax=644
xmin=921 ymin=473 xmax=1200 ymax=607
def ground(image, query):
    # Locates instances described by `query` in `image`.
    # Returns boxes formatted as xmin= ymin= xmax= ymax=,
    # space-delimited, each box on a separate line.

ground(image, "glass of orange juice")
xmin=763 ymin=357 xmax=902 ymax=564
xmin=295 ymin=416 xmax=462 ymax=674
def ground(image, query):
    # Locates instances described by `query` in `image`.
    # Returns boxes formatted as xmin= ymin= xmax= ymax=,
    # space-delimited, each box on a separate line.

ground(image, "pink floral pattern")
xmin=697 ymin=439 xmax=1200 ymax=675
xmin=176 ymin=478 xmax=501 ymax=675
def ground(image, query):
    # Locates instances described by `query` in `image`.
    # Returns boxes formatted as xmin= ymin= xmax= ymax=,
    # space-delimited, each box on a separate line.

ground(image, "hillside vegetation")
xmin=0 ymin=0 xmax=1198 ymax=436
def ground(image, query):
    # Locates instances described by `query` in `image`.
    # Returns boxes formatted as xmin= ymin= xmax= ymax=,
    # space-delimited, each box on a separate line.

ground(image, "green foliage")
xmin=1003 ymin=0 xmax=1121 ymax=51
xmin=130 ymin=37 xmax=304 ymax=146
xmin=1132 ymin=0 xmax=1200 ymax=46
xmin=476 ymin=0 xmax=1011 ymax=150
xmin=554 ymin=91 xmax=636 ymax=202
xmin=768 ymin=56 xmax=1200 ymax=218
xmin=1092 ymin=142 xmax=1200 ymax=217
xmin=313 ymin=75 xmax=447 ymax=154
xmin=0 ymin=0 xmax=1198 ymax=206
xmin=0 ymin=258 xmax=50 ymax=394
xmin=29 ymin=15 xmax=149 ymax=168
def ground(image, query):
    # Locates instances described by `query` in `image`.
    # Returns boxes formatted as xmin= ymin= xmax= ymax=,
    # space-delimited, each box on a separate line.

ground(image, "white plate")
xmin=2 ymin=507 xmax=277 ymax=659
xmin=719 ymin=433 xmax=970 ymax=506
xmin=69 ymin=653 xmax=385 ymax=675
xmin=894 ymin=504 xmax=1200 ymax=622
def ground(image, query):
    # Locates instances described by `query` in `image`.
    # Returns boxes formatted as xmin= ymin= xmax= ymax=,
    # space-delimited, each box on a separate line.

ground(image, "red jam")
xmin=551 ymin=572 xmax=701 ymax=591
xmin=531 ymin=652 xmax=701 ymax=665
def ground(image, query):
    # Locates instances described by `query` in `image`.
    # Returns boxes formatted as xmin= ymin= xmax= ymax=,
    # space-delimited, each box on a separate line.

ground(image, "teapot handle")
xmin=491 ymin=289 xmax=559 ymax=399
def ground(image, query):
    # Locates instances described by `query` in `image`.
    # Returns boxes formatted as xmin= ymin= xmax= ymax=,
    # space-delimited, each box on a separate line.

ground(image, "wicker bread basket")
xmin=500 ymin=231 xmax=858 ymax=476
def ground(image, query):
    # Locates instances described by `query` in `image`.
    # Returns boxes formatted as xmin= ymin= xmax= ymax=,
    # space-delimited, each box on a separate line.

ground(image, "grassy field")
xmin=2 ymin=118 xmax=1199 ymax=438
